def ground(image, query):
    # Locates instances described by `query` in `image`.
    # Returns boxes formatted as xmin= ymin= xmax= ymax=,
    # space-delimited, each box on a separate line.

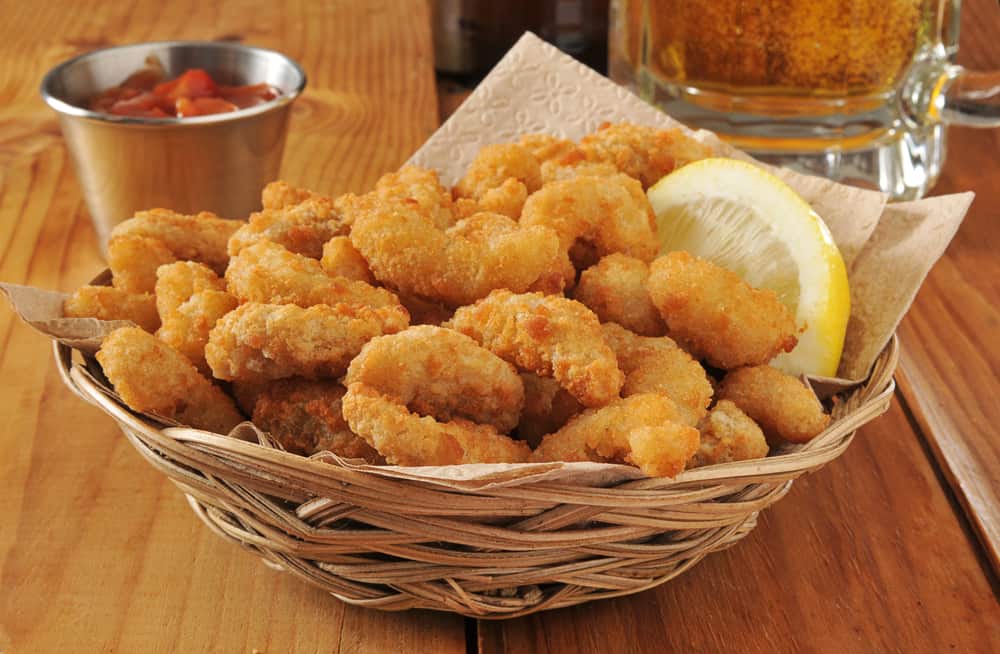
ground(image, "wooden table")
xmin=0 ymin=1 xmax=997 ymax=652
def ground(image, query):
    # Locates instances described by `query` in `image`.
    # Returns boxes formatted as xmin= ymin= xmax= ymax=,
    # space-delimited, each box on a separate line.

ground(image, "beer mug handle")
xmin=904 ymin=2 xmax=1000 ymax=128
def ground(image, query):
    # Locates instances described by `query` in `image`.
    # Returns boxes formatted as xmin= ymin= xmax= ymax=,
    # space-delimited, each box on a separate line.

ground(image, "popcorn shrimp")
xmin=448 ymin=290 xmax=623 ymax=407
xmin=110 ymin=208 xmax=242 ymax=275
xmin=320 ymin=236 xmax=375 ymax=284
xmin=601 ymin=322 xmax=713 ymax=426
xmin=578 ymin=122 xmax=715 ymax=188
xmin=516 ymin=373 xmax=582 ymax=448
xmin=107 ymin=235 xmax=177 ymax=293
xmin=647 ymin=251 xmax=798 ymax=369
xmin=717 ymin=365 xmax=830 ymax=444
xmin=228 ymin=197 xmax=346 ymax=259
xmin=155 ymin=262 xmax=238 ymax=375
xmin=530 ymin=393 xmax=700 ymax=478
xmin=206 ymin=302 xmax=406 ymax=382
xmin=345 ymin=326 xmax=524 ymax=433
xmin=225 ymin=240 xmax=407 ymax=321
xmin=64 ymin=286 xmax=160 ymax=332
xmin=261 ymin=180 xmax=328 ymax=210
xmin=520 ymin=174 xmax=658 ymax=264
xmin=689 ymin=400 xmax=769 ymax=468
xmin=346 ymin=194 xmax=565 ymax=308
xmin=575 ymin=254 xmax=666 ymax=336
xmin=251 ymin=378 xmax=382 ymax=461
xmin=97 ymin=326 xmax=243 ymax=433
xmin=342 ymin=383 xmax=530 ymax=466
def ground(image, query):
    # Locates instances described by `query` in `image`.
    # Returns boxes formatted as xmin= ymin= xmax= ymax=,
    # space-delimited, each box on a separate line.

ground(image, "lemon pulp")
xmin=647 ymin=158 xmax=850 ymax=377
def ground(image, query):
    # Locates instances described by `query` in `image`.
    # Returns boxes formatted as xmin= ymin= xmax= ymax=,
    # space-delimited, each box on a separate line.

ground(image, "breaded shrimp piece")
xmin=154 ymin=261 xmax=226 ymax=317
xmin=530 ymin=394 xmax=700 ymax=477
xmin=320 ymin=236 xmax=375 ymax=284
xmin=717 ymin=365 xmax=830 ymax=444
xmin=345 ymin=325 xmax=524 ymax=433
xmin=157 ymin=290 xmax=239 ymax=376
xmin=575 ymin=254 xmax=666 ymax=336
xmin=96 ymin=327 xmax=243 ymax=433
xmin=454 ymin=143 xmax=543 ymax=203
xmin=578 ymin=122 xmax=715 ymax=188
xmin=261 ymin=180 xmax=327 ymax=210
xmin=518 ymin=133 xmax=576 ymax=166
xmin=520 ymin=174 xmax=658 ymax=264
xmin=448 ymin=290 xmax=623 ymax=407
xmin=206 ymin=302 xmax=406 ymax=383
xmin=228 ymin=197 xmax=347 ymax=259
xmin=689 ymin=400 xmax=769 ymax=468
xmin=454 ymin=177 xmax=529 ymax=220
xmin=64 ymin=286 xmax=160 ymax=332
xmin=516 ymin=373 xmax=582 ymax=448
xmin=373 ymin=165 xmax=457 ymax=229
xmin=107 ymin=235 xmax=177 ymax=293
xmin=225 ymin=240 xmax=407 ymax=321
xmin=346 ymin=195 xmax=564 ymax=308
xmin=601 ymin=322 xmax=713 ymax=426
xmin=341 ymin=383 xmax=531 ymax=465
xmin=647 ymin=251 xmax=798 ymax=369
xmin=251 ymin=378 xmax=383 ymax=461
xmin=230 ymin=379 xmax=269 ymax=416
xmin=110 ymin=208 xmax=242 ymax=275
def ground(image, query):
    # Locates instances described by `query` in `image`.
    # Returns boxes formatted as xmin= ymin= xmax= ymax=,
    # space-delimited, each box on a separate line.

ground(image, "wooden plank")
xmin=894 ymin=0 xmax=1000 ymax=574
xmin=479 ymin=400 xmax=1000 ymax=653
xmin=0 ymin=1 xmax=463 ymax=652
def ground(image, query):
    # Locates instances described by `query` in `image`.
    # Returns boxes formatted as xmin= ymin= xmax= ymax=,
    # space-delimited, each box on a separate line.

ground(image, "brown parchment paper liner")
xmin=0 ymin=33 xmax=972 ymax=490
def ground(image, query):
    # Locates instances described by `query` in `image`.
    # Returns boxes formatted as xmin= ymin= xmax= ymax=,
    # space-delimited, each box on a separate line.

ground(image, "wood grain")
xmin=479 ymin=401 xmax=1000 ymax=654
xmin=0 ymin=1 xmax=462 ymax=652
xmin=895 ymin=0 xmax=1000 ymax=574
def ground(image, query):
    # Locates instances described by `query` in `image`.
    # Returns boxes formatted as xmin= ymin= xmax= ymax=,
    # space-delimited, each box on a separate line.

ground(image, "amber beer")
xmin=638 ymin=0 xmax=929 ymax=99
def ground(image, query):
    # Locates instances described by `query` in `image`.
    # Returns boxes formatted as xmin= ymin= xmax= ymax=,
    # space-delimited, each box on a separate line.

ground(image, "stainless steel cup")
xmin=41 ymin=41 xmax=306 ymax=254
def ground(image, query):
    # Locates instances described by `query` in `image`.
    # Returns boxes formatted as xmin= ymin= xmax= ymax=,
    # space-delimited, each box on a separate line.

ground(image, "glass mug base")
xmin=630 ymin=74 xmax=944 ymax=200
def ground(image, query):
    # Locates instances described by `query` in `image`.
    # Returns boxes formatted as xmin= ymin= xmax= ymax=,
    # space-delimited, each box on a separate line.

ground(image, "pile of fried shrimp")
xmin=65 ymin=122 xmax=832 ymax=478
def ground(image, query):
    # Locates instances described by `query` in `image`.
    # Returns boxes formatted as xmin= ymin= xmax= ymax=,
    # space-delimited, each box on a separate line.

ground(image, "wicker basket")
xmin=52 ymin=331 xmax=897 ymax=618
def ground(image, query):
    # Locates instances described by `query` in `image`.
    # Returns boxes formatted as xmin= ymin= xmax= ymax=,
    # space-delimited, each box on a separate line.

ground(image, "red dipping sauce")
xmin=88 ymin=67 xmax=280 ymax=118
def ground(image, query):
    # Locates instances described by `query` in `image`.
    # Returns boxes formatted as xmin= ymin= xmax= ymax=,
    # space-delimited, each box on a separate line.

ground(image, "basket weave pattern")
xmin=54 ymin=336 xmax=897 ymax=618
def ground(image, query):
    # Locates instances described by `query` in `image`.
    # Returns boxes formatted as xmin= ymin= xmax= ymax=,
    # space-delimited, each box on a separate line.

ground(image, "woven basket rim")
xmin=53 ymin=333 xmax=898 ymax=494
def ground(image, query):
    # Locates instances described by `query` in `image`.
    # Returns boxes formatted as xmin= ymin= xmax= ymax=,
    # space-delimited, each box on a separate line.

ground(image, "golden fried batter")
xmin=345 ymin=325 xmax=524 ymax=433
xmin=373 ymin=165 xmax=457 ymax=229
xmin=97 ymin=327 xmax=243 ymax=433
xmin=454 ymin=143 xmax=543 ymax=203
xmin=110 ymin=208 xmax=242 ymax=275
xmin=261 ymin=180 xmax=327 ymax=210
xmin=578 ymin=122 xmax=715 ymax=188
xmin=252 ymin=378 xmax=383 ymax=461
xmin=228 ymin=197 xmax=346 ymax=259
xmin=154 ymin=261 xmax=226 ymax=318
xmin=521 ymin=174 xmax=658 ymax=264
xmin=601 ymin=322 xmax=713 ymax=426
xmin=320 ymin=236 xmax=375 ymax=284
xmin=448 ymin=290 xmax=623 ymax=407
xmin=689 ymin=400 xmax=769 ymax=468
xmin=64 ymin=286 xmax=160 ymax=332
xmin=575 ymin=254 xmax=666 ymax=336
xmin=341 ymin=383 xmax=531 ymax=466
xmin=717 ymin=365 xmax=830 ymax=444
xmin=647 ymin=251 xmax=798 ymax=369
xmin=206 ymin=302 xmax=406 ymax=382
xmin=346 ymin=195 xmax=565 ymax=308
xmin=157 ymin=290 xmax=238 ymax=376
xmin=225 ymin=240 xmax=407 ymax=320
xmin=107 ymin=235 xmax=177 ymax=293
xmin=530 ymin=393 xmax=700 ymax=478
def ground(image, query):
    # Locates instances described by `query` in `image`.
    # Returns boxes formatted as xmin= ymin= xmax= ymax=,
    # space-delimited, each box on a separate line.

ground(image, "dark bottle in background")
xmin=432 ymin=0 xmax=609 ymax=80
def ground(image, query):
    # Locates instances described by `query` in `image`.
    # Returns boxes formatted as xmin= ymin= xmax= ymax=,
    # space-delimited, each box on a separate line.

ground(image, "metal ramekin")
xmin=41 ymin=41 xmax=307 ymax=255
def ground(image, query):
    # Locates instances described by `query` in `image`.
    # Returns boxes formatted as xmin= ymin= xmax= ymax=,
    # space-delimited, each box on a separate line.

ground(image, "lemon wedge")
xmin=647 ymin=158 xmax=850 ymax=377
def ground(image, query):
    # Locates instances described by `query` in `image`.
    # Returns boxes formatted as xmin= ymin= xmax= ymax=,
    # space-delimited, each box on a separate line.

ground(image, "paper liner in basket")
xmin=0 ymin=32 xmax=974 ymax=489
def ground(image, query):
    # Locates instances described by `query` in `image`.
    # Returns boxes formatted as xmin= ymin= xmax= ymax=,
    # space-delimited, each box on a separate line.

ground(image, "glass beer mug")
xmin=609 ymin=0 xmax=1000 ymax=198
